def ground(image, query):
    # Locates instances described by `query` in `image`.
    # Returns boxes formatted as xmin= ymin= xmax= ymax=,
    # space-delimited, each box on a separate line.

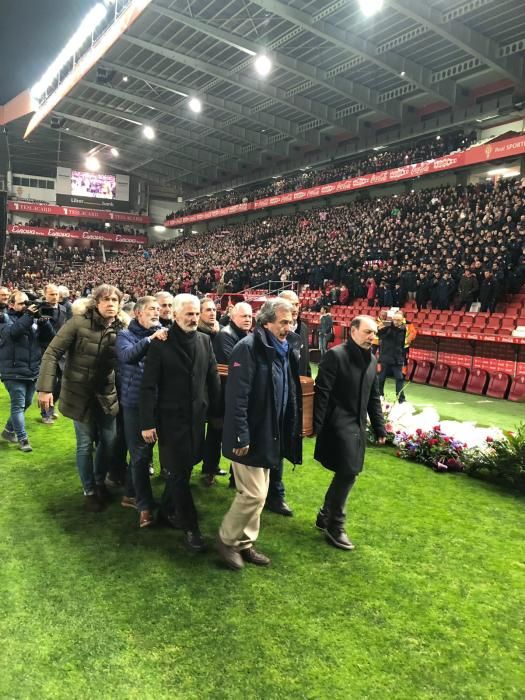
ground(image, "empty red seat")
xmin=405 ymin=357 xmax=416 ymax=381
xmin=429 ymin=363 xmax=450 ymax=388
xmin=485 ymin=319 xmax=501 ymax=331
xmin=509 ymin=375 xmax=525 ymax=402
xmin=412 ymin=360 xmax=433 ymax=384
xmin=446 ymin=366 xmax=469 ymax=391
xmin=486 ymin=372 xmax=511 ymax=399
xmin=465 ymin=368 xmax=488 ymax=395
xmin=501 ymin=318 xmax=516 ymax=330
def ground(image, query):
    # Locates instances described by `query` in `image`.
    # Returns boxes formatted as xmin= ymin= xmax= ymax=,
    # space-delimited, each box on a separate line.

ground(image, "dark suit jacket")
xmin=140 ymin=328 xmax=221 ymax=466
xmin=314 ymin=339 xmax=385 ymax=475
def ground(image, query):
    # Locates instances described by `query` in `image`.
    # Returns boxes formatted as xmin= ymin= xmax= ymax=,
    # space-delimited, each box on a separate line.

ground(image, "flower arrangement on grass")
xmin=462 ymin=424 xmax=525 ymax=492
xmin=393 ymin=425 xmax=466 ymax=473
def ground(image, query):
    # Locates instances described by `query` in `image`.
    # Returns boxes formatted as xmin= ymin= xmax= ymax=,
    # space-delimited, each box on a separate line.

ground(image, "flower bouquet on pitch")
xmin=394 ymin=425 xmax=466 ymax=472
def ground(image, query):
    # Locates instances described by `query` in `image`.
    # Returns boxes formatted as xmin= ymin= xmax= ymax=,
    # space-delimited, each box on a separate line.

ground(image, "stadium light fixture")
xmin=254 ymin=54 xmax=272 ymax=77
xmin=110 ymin=147 xmax=119 ymax=157
xmin=30 ymin=2 xmax=109 ymax=101
xmin=122 ymin=75 xmax=129 ymax=82
xmin=143 ymin=125 xmax=155 ymax=139
xmin=85 ymin=156 xmax=101 ymax=171
xmin=189 ymin=97 xmax=202 ymax=113
xmin=359 ymin=0 xmax=383 ymax=18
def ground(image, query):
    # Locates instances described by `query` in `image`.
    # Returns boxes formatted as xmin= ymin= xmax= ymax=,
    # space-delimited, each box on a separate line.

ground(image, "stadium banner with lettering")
xmin=7 ymin=224 xmax=147 ymax=245
xmin=165 ymin=134 xmax=525 ymax=227
xmin=56 ymin=193 xmax=131 ymax=211
xmin=8 ymin=201 xmax=150 ymax=224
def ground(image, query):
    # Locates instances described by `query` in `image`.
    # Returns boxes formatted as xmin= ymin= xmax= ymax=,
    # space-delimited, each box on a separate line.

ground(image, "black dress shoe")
xmin=265 ymin=499 xmax=294 ymax=517
xmin=95 ymin=483 xmax=113 ymax=504
xmin=215 ymin=468 xmax=227 ymax=476
xmin=184 ymin=530 xmax=207 ymax=552
xmin=325 ymin=528 xmax=355 ymax=551
xmin=158 ymin=511 xmax=183 ymax=529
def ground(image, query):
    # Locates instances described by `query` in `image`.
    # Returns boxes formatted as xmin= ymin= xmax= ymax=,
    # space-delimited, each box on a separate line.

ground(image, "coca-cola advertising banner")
xmin=8 ymin=224 xmax=147 ymax=245
xmin=8 ymin=201 xmax=150 ymax=225
xmin=165 ymin=134 xmax=525 ymax=227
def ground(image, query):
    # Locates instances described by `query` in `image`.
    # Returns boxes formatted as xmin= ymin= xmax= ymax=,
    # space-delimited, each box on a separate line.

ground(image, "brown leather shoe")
xmin=139 ymin=510 xmax=154 ymax=528
xmin=121 ymin=496 xmax=137 ymax=509
xmin=240 ymin=547 xmax=271 ymax=566
xmin=215 ymin=534 xmax=244 ymax=570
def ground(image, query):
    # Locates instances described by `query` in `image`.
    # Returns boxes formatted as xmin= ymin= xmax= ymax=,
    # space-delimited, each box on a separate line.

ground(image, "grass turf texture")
xmin=0 ymin=382 xmax=523 ymax=699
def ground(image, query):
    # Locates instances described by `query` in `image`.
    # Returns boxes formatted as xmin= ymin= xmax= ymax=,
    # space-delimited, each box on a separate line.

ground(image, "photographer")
xmin=377 ymin=312 xmax=407 ymax=402
xmin=0 ymin=291 xmax=54 ymax=451
xmin=39 ymin=284 xmax=68 ymax=424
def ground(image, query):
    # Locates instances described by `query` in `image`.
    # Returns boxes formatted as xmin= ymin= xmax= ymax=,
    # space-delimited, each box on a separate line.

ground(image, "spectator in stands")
xmin=318 ymin=306 xmax=333 ymax=357
xmin=377 ymin=312 xmax=407 ymax=402
xmin=140 ymin=294 xmax=221 ymax=552
xmin=433 ymin=272 xmax=456 ymax=311
xmin=116 ymin=296 xmax=168 ymax=527
xmin=366 ymin=277 xmax=377 ymax=307
xmin=0 ymin=291 xmax=54 ymax=452
xmin=37 ymin=285 xmax=125 ymax=512
xmin=314 ymin=315 xmax=386 ymax=551
xmin=479 ymin=271 xmax=497 ymax=313
xmin=155 ymin=292 xmax=174 ymax=328
xmin=456 ymin=269 xmax=479 ymax=311
xmin=216 ymin=299 xmax=302 ymax=570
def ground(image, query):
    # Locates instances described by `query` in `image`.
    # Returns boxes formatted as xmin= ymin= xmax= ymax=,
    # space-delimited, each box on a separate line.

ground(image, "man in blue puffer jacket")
xmin=116 ymin=296 xmax=167 ymax=527
xmin=0 ymin=291 xmax=54 ymax=452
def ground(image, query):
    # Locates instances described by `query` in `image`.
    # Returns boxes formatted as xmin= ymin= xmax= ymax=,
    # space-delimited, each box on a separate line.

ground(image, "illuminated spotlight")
xmin=85 ymin=156 xmax=101 ymax=171
xmin=359 ymin=0 xmax=383 ymax=18
xmin=143 ymin=125 xmax=155 ymax=139
xmin=122 ymin=75 xmax=129 ymax=82
xmin=189 ymin=97 xmax=202 ymax=113
xmin=400 ymin=71 xmax=406 ymax=77
xmin=110 ymin=147 xmax=119 ymax=157
xmin=254 ymin=54 xmax=272 ymax=77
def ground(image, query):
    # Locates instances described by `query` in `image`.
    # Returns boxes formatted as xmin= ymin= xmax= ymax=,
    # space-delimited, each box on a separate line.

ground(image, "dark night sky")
xmin=0 ymin=0 xmax=90 ymax=103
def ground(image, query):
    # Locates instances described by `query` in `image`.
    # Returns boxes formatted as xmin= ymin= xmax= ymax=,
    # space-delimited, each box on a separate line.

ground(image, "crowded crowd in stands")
xmin=167 ymin=129 xmax=477 ymax=219
xmin=22 ymin=217 xmax=145 ymax=236
xmin=6 ymin=176 xmax=522 ymax=315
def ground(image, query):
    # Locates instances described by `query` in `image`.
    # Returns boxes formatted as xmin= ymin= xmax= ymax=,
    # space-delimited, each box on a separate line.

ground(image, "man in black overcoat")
xmin=314 ymin=315 xmax=386 ymax=551
xmin=140 ymin=293 xmax=221 ymax=552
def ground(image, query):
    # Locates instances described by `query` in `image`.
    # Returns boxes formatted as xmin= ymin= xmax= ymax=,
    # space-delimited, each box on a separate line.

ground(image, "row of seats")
xmin=406 ymin=360 xmax=525 ymax=401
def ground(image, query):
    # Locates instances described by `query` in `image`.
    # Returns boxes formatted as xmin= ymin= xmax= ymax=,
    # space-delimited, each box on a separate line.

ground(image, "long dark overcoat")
xmin=314 ymin=339 xmax=386 ymax=475
xmin=139 ymin=327 xmax=221 ymax=467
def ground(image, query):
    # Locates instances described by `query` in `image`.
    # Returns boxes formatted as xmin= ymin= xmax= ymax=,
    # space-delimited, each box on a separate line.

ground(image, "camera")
xmin=22 ymin=299 xmax=55 ymax=318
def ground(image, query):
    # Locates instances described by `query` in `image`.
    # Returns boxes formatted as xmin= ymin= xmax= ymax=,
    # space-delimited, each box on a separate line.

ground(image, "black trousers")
xmin=378 ymin=362 xmax=405 ymax=400
xmin=201 ymin=422 xmax=222 ymax=475
xmin=323 ymin=471 xmax=357 ymax=530
xmin=158 ymin=438 xmax=198 ymax=531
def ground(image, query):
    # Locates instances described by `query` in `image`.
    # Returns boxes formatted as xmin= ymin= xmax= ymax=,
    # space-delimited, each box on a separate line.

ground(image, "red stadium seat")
xmin=485 ymin=318 xmax=501 ymax=332
xmin=508 ymin=375 xmax=525 ymax=402
xmin=486 ymin=372 xmax=511 ymax=399
xmin=446 ymin=366 xmax=469 ymax=392
xmin=429 ymin=363 xmax=450 ymax=388
xmin=405 ymin=358 xmax=416 ymax=381
xmin=412 ymin=360 xmax=433 ymax=384
xmin=465 ymin=368 xmax=488 ymax=395
xmin=501 ymin=318 xmax=516 ymax=331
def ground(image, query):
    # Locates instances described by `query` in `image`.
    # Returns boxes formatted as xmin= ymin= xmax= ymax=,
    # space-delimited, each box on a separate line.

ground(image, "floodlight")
xmin=110 ymin=147 xmax=119 ymax=157
xmin=189 ymin=98 xmax=202 ymax=113
xmin=359 ymin=0 xmax=383 ymax=18
xmin=254 ymin=54 xmax=272 ymax=77
xmin=143 ymin=126 xmax=155 ymax=139
xmin=85 ymin=156 xmax=101 ymax=171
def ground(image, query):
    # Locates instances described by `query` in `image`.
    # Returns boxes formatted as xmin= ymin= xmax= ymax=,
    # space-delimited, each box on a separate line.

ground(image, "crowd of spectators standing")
xmin=20 ymin=217 xmax=145 ymax=237
xmin=4 ymin=177 xmax=525 ymax=315
xmin=167 ymin=130 xmax=477 ymax=219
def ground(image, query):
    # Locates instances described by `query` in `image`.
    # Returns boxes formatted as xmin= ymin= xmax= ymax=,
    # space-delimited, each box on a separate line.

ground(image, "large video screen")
xmin=71 ymin=170 xmax=117 ymax=200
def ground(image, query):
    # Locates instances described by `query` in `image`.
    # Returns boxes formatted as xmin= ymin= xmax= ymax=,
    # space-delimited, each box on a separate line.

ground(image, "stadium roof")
xmin=2 ymin=0 xmax=524 ymax=198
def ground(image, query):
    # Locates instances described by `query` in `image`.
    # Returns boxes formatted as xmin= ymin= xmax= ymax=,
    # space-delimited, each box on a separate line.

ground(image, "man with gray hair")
xmin=216 ymin=298 xmax=303 ymax=570
xmin=140 ymin=293 xmax=221 ymax=551
xmin=314 ymin=315 xmax=386 ymax=551
xmin=155 ymin=291 xmax=174 ymax=328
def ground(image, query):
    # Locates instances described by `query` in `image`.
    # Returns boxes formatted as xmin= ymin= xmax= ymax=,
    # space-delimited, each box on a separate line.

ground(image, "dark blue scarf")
xmin=266 ymin=330 xmax=289 ymax=419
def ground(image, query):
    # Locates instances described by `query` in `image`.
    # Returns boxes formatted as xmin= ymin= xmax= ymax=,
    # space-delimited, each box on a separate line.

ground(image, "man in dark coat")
xmin=140 ymin=293 xmax=221 ymax=552
xmin=263 ymin=289 xmax=311 ymax=516
xmin=39 ymin=283 xmax=68 ymax=424
xmin=314 ymin=315 xmax=386 ymax=551
xmin=216 ymin=299 xmax=302 ymax=569
xmin=0 ymin=291 xmax=54 ymax=452
xmin=377 ymin=312 xmax=407 ymax=401
xmin=202 ymin=301 xmax=253 ymax=486
xmin=116 ymin=296 xmax=168 ymax=527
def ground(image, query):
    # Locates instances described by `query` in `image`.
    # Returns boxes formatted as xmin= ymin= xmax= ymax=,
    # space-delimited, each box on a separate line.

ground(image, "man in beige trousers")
xmin=216 ymin=299 xmax=303 ymax=570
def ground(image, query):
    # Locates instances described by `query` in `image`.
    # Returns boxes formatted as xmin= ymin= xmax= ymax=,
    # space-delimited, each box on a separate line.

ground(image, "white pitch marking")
xmin=475 ymin=400 xmax=494 ymax=403
xmin=444 ymin=402 xmax=464 ymax=405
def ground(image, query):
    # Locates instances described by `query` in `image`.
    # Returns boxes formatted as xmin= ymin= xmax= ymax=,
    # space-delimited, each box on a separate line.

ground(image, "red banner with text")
xmin=166 ymin=134 xmax=525 ymax=227
xmin=8 ymin=201 xmax=150 ymax=225
xmin=8 ymin=224 xmax=147 ymax=245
